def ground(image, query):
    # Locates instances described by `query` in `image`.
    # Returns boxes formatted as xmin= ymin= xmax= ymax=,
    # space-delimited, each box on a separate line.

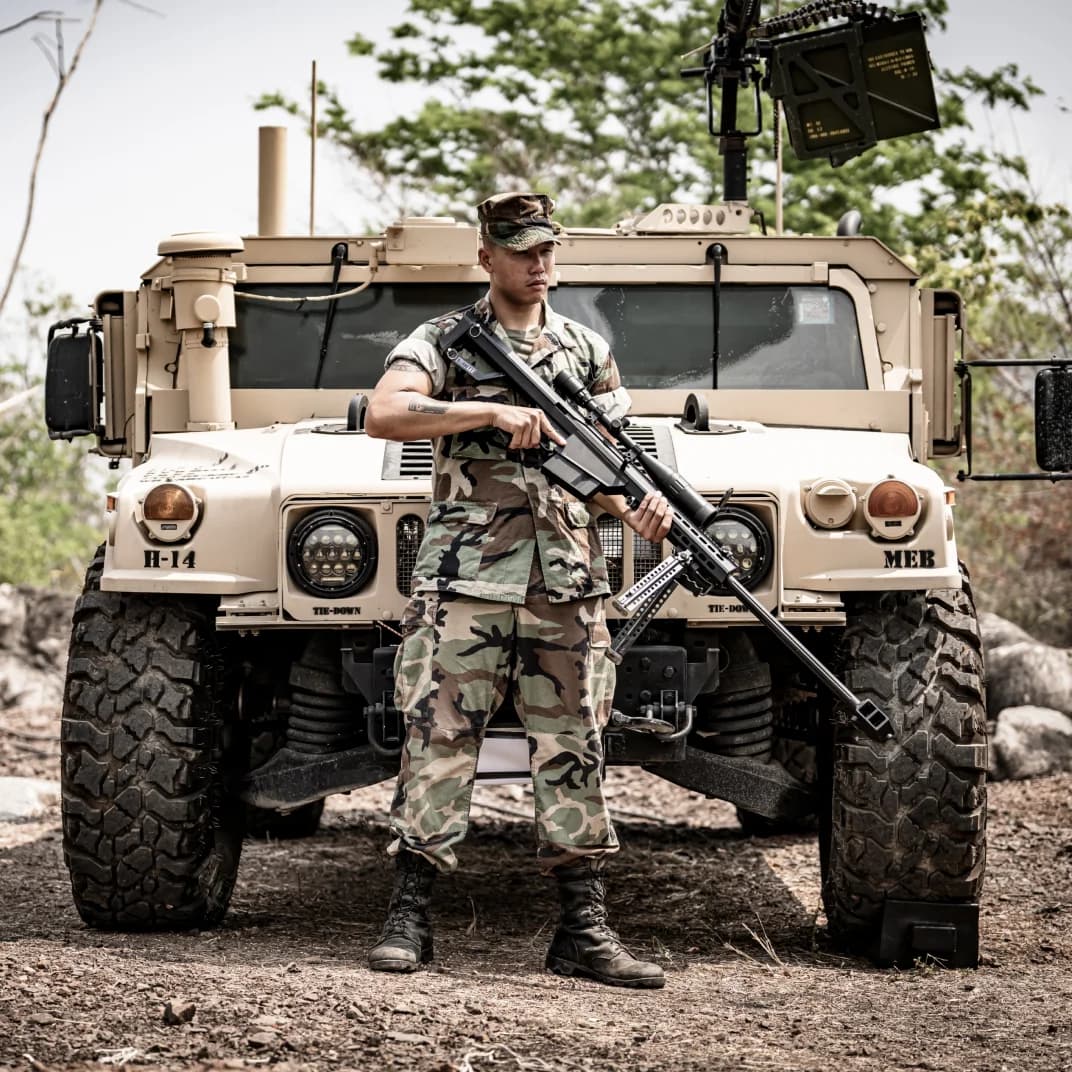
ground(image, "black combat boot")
xmin=546 ymin=859 xmax=665 ymax=989
xmin=368 ymin=850 xmax=437 ymax=973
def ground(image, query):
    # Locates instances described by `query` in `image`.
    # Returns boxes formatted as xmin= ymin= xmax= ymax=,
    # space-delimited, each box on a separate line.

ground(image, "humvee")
xmin=44 ymin=2 xmax=1071 ymax=965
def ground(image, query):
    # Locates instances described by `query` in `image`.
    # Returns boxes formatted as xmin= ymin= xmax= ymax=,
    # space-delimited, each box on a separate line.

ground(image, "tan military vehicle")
xmin=44 ymin=2 xmax=1070 ymax=964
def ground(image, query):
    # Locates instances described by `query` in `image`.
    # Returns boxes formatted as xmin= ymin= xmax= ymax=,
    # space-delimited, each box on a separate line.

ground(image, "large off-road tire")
xmin=60 ymin=546 xmax=243 ymax=929
xmin=820 ymin=571 xmax=987 ymax=953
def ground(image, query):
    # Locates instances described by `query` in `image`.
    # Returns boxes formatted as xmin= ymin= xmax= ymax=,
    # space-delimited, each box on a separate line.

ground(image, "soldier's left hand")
xmin=624 ymin=492 xmax=673 ymax=542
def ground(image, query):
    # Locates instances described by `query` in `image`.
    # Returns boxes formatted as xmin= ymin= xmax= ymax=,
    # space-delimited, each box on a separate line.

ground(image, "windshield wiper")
xmin=707 ymin=242 xmax=726 ymax=389
xmin=314 ymin=242 xmax=349 ymax=388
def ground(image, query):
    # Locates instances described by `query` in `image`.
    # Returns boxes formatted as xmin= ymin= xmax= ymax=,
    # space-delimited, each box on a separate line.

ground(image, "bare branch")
xmin=0 ymin=11 xmax=67 ymax=37
xmin=0 ymin=386 xmax=44 ymax=419
xmin=55 ymin=15 xmax=65 ymax=76
xmin=0 ymin=0 xmax=105 ymax=324
xmin=31 ymin=32 xmax=61 ymax=79
xmin=116 ymin=0 xmax=165 ymax=17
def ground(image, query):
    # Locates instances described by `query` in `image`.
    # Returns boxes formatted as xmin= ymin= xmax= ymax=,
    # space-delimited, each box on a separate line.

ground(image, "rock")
xmin=247 ymin=1032 xmax=279 ymax=1048
xmin=0 ymin=654 xmax=64 ymax=710
xmin=990 ymin=706 xmax=1072 ymax=781
xmin=986 ymin=641 xmax=1072 ymax=717
xmin=0 ymin=583 xmax=74 ymax=712
xmin=162 ymin=1000 xmax=196 ymax=1025
xmin=0 ymin=777 xmax=60 ymax=821
xmin=17 ymin=585 xmax=75 ymax=669
xmin=979 ymin=612 xmax=1034 ymax=653
xmin=0 ymin=585 xmax=28 ymax=652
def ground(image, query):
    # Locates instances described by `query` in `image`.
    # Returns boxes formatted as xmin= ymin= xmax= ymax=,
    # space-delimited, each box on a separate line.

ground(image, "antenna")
xmin=309 ymin=59 xmax=318 ymax=236
xmin=774 ymin=0 xmax=783 ymax=234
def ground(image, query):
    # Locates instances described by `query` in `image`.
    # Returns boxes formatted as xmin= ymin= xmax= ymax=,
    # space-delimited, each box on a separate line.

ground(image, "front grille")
xmin=396 ymin=515 xmax=424 ymax=595
xmin=385 ymin=422 xmax=679 ymax=594
xmin=625 ymin=423 xmax=659 ymax=454
xmin=633 ymin=532 xmax=663 ymax=583
xmin=382 ymin=440 xmax=434 ymax=479
xmin=597 ymin=515 xmax=624 ymax=591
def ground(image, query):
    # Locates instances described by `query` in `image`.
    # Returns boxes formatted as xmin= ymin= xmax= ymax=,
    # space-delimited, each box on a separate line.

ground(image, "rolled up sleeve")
xmin=385 ymin=326 xmax=449 ymax=395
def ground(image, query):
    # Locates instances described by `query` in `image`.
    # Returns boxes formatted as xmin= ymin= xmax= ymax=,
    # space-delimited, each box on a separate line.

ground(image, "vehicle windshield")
xmin=230 ymin=283 xmax=865 ymax=390
xmin=555 ymin=285 xmax=866 ymax=389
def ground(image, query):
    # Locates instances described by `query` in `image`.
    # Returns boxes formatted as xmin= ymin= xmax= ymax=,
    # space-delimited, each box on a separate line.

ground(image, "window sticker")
xmin=796 ymin=292 xmax=834 ymax=325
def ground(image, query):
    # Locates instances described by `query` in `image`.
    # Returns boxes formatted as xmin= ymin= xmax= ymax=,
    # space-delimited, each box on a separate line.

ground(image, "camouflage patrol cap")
xmin=477 ymin=191 xmax=562 ymax=250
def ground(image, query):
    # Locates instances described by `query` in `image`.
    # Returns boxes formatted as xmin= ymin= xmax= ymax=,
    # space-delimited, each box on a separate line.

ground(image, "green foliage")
xmin=256 ymin=0 xmax=1048 ymax=305
xmin=933 ymin=200 xmax=1072 ymax=646
xmin=0 ymin=290 xmax=103 ymax=587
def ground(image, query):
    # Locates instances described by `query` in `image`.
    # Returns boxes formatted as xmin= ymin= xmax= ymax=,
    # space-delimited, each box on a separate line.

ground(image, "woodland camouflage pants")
xmin=387 ymin=592 xmax=619 ymax=872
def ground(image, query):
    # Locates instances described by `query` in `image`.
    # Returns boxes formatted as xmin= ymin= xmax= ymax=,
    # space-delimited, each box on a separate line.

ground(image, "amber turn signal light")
xmin=143 ymin=483 xmax=197 ymax=521
xmin=866 ymin=480 xmax=918 ymax=518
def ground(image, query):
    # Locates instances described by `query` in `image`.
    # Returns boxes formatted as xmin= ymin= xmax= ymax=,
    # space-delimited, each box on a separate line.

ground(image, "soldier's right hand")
xmin=489 ymin=404 xmax=566 ymax=450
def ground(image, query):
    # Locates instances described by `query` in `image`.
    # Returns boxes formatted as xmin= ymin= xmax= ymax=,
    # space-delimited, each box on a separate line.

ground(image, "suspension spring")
xmin=694 ymin=634 xmax=774 ymax=760
xmin=285 ymin=637 xmax=361 ymax=755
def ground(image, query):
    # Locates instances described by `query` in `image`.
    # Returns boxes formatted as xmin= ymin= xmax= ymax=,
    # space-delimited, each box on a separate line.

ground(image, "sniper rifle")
xmin=438 ymin=312 xmax=894 ymax=742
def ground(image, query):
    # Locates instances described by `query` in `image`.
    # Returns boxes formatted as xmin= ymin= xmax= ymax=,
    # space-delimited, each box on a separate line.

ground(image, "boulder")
xmin=17 ymin=585 xmax=76 ymax=671
xmin=978 ymin=611 xmax=1034 ymax=654
xmin=989 ymin=706 xmax=1072 ymax=781
xmin=0 ymin=776 xmax=60 ymax=821
xmin=0 ymin=653 xmax=64 ymax=710
xmin=0 ymin=585 xmax=28 ymax=653
xmin=0 ymin=585 xmax=74 ymax=711
xmin=985 ymin=641 xmax=1072 ymax=718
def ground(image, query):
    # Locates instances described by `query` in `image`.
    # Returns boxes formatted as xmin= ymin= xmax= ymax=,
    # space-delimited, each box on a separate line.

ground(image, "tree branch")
xmin=0 ymin=0 xmax=105 ymax=323
xmin=0 ymin=11 xmax=65 ymax=37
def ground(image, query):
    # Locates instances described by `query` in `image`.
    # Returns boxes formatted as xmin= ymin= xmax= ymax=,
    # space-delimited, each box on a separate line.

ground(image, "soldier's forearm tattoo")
xmin=408 ymin=399 xmax=449 ymax=415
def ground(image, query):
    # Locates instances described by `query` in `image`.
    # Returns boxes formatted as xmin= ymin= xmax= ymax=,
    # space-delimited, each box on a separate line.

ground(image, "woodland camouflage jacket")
xmin=384 ymin=293 xmax=631 ymax=604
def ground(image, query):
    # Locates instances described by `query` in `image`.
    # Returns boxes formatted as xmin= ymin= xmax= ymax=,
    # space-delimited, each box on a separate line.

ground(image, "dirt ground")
xmin=2 ymin=701 xmax=1071 ymax=1072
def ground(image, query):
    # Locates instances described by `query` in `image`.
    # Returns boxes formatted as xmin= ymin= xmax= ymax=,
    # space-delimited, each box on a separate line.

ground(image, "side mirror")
xmin=45 ymin=320 xmax=102 ymax=440
xmin=1035 ymin=366 xmax=1072 ymax=473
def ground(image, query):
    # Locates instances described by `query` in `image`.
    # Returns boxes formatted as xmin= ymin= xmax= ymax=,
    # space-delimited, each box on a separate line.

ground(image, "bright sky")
xmin=0 ymin=0 xmax=1068 ymax=314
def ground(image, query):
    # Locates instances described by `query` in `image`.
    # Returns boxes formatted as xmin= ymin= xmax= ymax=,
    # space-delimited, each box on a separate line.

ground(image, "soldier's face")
xmin=481 ymin=241 xmax=555 ymax=307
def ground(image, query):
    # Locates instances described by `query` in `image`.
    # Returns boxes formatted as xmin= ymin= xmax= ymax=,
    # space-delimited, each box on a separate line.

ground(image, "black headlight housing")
xmin=705 ymin=506 xmax=773 ymax=594
xmin=287 ymin=509 xmax=377 ymax=598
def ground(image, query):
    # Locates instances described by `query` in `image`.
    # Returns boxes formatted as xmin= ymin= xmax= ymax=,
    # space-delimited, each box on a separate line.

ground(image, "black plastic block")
xmin=877 ymin=899 xmax=979 ymax=968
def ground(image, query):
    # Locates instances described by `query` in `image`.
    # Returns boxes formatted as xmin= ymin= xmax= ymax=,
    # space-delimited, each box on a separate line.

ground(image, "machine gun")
xmin=438 ymin=312 xmax=894 ymax=742
xmin=683 ymin=0 xmax=940 ymax=201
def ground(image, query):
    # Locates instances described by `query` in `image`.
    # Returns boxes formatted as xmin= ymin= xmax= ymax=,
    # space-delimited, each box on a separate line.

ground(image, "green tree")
xmin=932 ymin=194 xmax=1072 ymax=645
xmin=257 ymin=0 xmax=1048 ymax=304
xmin=0 ymin=289 xmax=103 ymax=587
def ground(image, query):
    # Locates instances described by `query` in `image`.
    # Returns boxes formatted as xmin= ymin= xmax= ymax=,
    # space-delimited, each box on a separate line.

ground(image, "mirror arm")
xmin=956 ymin=357 xmax=1072 ymax=482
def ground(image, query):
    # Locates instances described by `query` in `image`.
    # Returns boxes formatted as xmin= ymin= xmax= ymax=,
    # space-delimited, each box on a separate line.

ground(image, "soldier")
xmin=363 ymin=191 xmax=672 ymax=989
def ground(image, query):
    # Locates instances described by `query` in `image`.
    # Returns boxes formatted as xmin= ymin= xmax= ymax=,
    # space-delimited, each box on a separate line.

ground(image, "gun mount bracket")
xmin=677 ymin=393 xmax=746 ymax=436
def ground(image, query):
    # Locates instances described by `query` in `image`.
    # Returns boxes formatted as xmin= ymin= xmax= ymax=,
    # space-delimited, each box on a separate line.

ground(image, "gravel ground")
xmin=2 ymin=701 xmax=1071 ymax=1072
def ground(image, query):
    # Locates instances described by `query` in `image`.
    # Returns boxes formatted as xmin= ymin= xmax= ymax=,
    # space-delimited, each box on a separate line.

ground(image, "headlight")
xmin=138 ymin=482 xmax=200 ymax=542
xmin=705 ymin=507 xmax=773 ymax=592
xmin=287 ymin=510 xmax=376 ymax=597
xmin=863 ymin=479 xmax=922 ymax=540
